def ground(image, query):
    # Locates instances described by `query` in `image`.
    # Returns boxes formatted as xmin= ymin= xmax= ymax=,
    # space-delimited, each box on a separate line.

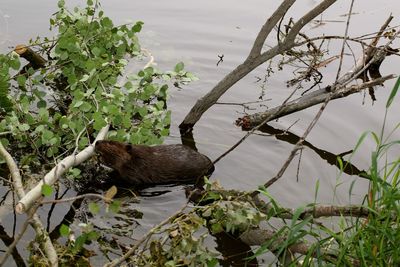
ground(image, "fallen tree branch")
xmin=179 ymin=0 xmax=338 ymax=132
xmin=16 ymin=124 xmax=110 ymax=214
xmin=239 ymin=228 xmax=360 ymax=266
xmin=0 ymin=141 xmax=58 ymax=266
xmin=237 ymin=75 xmax=395 ymax=129
xmin=103 ymin=200 xmax=190 ymax=267
xmin=238 ymin=14 xmax=397 ymax=129
xmin=40 ymin=193 xmax=118 ymax=205
xmin=189 ymin=188 xmax=372 ymax=219
xmin=248 ymin=0 xmax=296 ymax=58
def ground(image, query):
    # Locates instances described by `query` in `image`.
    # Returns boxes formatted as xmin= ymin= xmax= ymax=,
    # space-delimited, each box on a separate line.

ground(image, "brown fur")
xmin=95 ymin=140 xmax=214 ymax=186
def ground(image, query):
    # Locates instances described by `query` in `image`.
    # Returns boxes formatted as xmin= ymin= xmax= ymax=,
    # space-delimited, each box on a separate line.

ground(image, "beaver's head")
xmin=95 ymin=140 xmax=132 ymax=170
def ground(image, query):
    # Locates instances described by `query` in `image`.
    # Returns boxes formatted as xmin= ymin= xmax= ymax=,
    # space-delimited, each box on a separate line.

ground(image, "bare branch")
xmin=104 ymin=200 xmax=189 ymax=267
xmin=249 ymin=0 xmax=295 ymax=58
xmin=40 ymin=193 xmax=120 ymax=205
xmin=239 ymin=75 xmax=395 ymax=129
xmin=257 ymin=2 xmax=362 ymax=190
xmin=180 ymin=0 xmax=339 ymax=132
xmin=285 ymin=0 xmax=338 ymax=44
xmin=239 ymin=228 xmax=360 ymax=266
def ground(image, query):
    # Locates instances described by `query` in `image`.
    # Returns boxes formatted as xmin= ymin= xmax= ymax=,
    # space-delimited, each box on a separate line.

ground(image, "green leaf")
xmin=74 ymin=235 xmax=87 ymax=251
xmin=80 ymin=102 xmax=92 ymax=112
xmin=78 ymin=137 xmax=89 ymax=148
xmin=211 ymin=223 xmax=224 ymax=234
xmin=174 ymin=62 xmax=184 ymax=72
xmin=73 ymin=100 xmax=84 ymax=108
xmin=58 ymin=0 xmax=65 ymax=8
xmin=46 ymin=147 xmax=58 ymax=157
xmin=80 ymin=74 xmax=90 ymax=82
xmin=37 ymin=100 xmax=47 ymax=109
xmin=42 ymin=130 xmax=54 ymax=140
xmin=93 ymin=114 xmax=107 ymax=131
xmin=16 ymin=75 xmax=26 ymax=87
xmin=49 ymin=137 xmax=58 ymax=146
xmin=18 ymin=124 xmax=30 ymax=132
xmin=60 ymin=51 xmax=68 ymax=60
xmin=207 ymin=258 xmax=219 ymax=267
xmin=88 ymin=202 xmax=100 ymax=215
xmin=86 ymin=230 xmax=99 ymax=241
xmin=91 ymin=47 xmax=102 ymax=57
xmin=9 ymin=58 xmax=21 ymax=70
xmin=41 ymin=184 xmax=53 ymax=197
xmin=59 ymin=224 xmax=70 ymax=237
xmin=109 ymin=200 xmax=121 ymax=213
xmin=100 ymin=17 xmax=113 ymax=29
xmin=69 ymin=168 xmax=82 ymax=178
xmin=132 ymin=21 xmax=143 ymax=33
xmin=59 ymin=116 xmax=69 ymax=129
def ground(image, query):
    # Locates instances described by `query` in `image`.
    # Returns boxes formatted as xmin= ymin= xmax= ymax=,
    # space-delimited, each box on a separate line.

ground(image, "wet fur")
xmin=95 ymin=140 xmax=214 ymax=186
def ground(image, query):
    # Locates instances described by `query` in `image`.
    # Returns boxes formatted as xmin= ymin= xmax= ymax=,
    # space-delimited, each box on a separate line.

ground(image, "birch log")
xmin=16 ymin=125 xmax=110 ymax=214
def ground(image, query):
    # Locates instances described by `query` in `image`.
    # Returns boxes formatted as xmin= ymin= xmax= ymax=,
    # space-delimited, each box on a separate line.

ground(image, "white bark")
xmin=16 ymin=124 xmax=110 ymax=214
xmin=0 ymin=142 xmax=58 ymax=266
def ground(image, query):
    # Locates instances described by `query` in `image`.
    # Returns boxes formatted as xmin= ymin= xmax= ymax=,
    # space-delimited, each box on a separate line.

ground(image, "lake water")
xmin=1 ymin=0 xmax=399 ymax=265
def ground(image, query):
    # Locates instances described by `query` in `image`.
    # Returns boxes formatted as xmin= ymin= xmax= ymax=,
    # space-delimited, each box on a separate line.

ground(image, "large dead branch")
xmin=16 ymin=124 xmax=110 ymax=214
xmin=239 ymin=228 xmax=360 ymax=266
xmin=237 ymin=75 xmax=395 ymax=129
xmin=0 ymin=142 xmax=58 ymax=266
xmin=237 ymin=15 xmax=397 ymax=129
xmin=179 ymin=0 xmax=338 ymax=132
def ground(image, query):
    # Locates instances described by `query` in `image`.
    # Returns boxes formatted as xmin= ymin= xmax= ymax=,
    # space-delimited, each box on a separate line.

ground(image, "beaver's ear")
xmin=94 ymin=140 xmax=102 ymax=152
xmin=125 ymin=144 xmax=133 ymax=153
xmin=125 ymin=144 xmax=135 ymax=159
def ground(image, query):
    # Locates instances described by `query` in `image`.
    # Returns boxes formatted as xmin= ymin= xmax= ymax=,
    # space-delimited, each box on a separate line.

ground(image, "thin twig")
xmin=254 ymin=0 xmax=356 ymax=192
xmin=104 ymin=200 xmax=190 ymax=267
xmin=334 ymin=0 xmax=355 ymax=83
xmin=40 ymin=193 xmax=117 ymax=205
xmin=213 ymin=86 xmax=299 ymax=165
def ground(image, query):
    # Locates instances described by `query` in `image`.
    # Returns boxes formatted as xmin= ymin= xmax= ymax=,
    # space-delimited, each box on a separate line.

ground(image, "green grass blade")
xmin=386 ymin=76 xmax=400 ymax=108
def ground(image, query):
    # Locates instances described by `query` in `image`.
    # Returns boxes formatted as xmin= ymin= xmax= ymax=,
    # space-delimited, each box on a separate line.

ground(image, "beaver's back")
xmin=95 ymin=140 xmax=214 ymax=185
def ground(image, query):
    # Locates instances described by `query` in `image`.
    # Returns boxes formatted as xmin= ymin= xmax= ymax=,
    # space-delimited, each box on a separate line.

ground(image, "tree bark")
xmin=16 ymin=124 xmax=110 ymax=214
xmin=179 ymin=0 xmax=338 ymax=132
xmin=14 ymin=45 xmax=46 ymax=69
xmin=0 ymin=142 xmax=58 ymax=267
xmin=237 ymin=75 xmax=395 ymax=130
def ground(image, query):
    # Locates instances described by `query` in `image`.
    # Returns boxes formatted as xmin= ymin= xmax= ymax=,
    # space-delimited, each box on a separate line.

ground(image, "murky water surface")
xmin=1 ymin=0 xmax=399 ymax=265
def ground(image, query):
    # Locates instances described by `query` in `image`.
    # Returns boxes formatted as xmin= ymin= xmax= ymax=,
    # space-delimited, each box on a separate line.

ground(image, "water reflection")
xmin=257 ymin=124 xmax=367 ymax=177
xmin=0 ymin=224 xmax=25 ymax=267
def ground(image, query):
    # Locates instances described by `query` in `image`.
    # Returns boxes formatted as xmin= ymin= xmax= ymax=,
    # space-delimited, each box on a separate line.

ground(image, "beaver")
xmin=94 ymin=140 xmax=214 ymax=186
